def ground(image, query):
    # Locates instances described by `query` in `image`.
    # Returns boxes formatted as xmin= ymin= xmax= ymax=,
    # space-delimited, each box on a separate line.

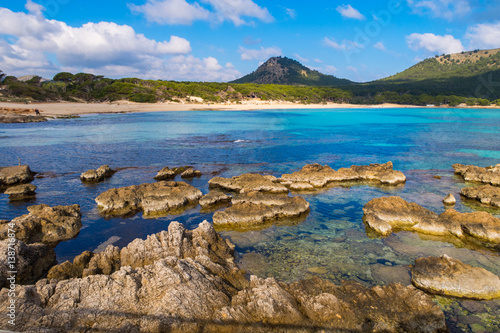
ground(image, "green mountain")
xmin=231 ymin=56 xmax=354 ymax=86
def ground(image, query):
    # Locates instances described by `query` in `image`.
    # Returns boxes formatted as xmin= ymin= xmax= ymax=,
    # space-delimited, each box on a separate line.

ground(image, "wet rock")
xmin=4 ymin=184 xmax=36 ymax=200
xmin=0 ymin=112 xmax=47 ymax=123
xmin=154 ymin=166 xmax=176 ymax=180
xmin=453 ymin=163 xmax=500 ymax=186
xmin=80 ymin=165 xmax=115 ymax=182
xmin=0 ymin=165 xmax=34 ymax=187
xmin=412 ymin=255 xmax=500 ymax=299
xmin=180 ymin=168 xmax=202 ymax=178
xmin=95 ymin=181 xmax=202 ymax=217
xmin=280 ymin=161 xmax=406 ymax=190
xmin=307 ymin=266 xmax=328 ymax=274
xmin=213 ymin=191 xmax=310 ymax=229
xmin=209 ymin=173 xmax=288 ymax=194
xmin=443 ymin=193 xmax=456 ymax=205
xmin=0 ymin=204 xmax=81 ymax=245
xmin=363 ymin=196 xmax=500 ymax=247
xmin=0 ymin=239 xmax=56 ymax=288
xmin=199 ymin=190 xmax=232 ymax=208
xmin=371 ymin=264 xmax=412 ymax=286
xmin=461 ymin=185 xmax=500 ymax=208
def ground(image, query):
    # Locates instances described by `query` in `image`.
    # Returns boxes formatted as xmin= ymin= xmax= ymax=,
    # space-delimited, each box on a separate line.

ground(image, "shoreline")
xmin=0 ymin=100 xmax=498 ymax=117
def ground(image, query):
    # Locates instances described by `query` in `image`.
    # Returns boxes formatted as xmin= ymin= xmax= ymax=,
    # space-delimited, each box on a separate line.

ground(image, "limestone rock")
xmin=0 ymin=165 xmax=34 ymax=187
xmin=80 ymin=165 xmax=115 ymax=182
xmin=412 ymin=255 xmax=500 ymax=299
xmin=0 ymin=204 xmax=81 ymax=245
xmin=453 ymin=163 xmax=500 ymax=186
xmin=461 ymin=185 xmax=500 ymax=208
xmin=95 ymin=181 xmax=203 ymax=217
xmin=280 ymin=161 xmax=406 ymax=190
xmin=443 ymin=193 xmax=456 ymax=205
xmin=209 ymin=173 xmax=288 ymax=194
xmin=0 ymin=112 xmax=47 ymax=123
xmin=154 ymin=166 xmax=176 ymax=180
xmin=199 ymin=190 xmax=232 ymax=208
xmin=181 ymin=168 xmax=202 ymax=178
xmin=4 ymin=184 xmax=36 ymax=200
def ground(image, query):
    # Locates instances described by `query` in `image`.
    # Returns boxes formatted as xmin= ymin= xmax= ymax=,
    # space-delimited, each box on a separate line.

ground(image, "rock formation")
xmin=453 ymin=163 xmax=500 ymax=186
xmin=209 ymin=173 xmax=288 ymax=193
xmin=199 ymin=190 xmax=232 ymax=209
xmin=442 ymin=193 xmax=456 ymax=205
xmin=411 ymin=255 xmax=500 ymax=299
xmin=461 ymin=184 xmax=500 ymax=208
xmin=0 ymin=165 xmax=34 ymax=188
xmin=181 ymin=168 xmax=202 ymax=178
xmin=0 ymin=111 xmax=47 ymax=123
xmin=4 ymin=184 xmax=36 ymax=200
xmin=95 ymin=181 xmax=203 ymax=217
xmin=80 ymin=165 xmax=115 ymax=182
xmin=363 ymin=196 xmax=500 ymax=247
xmin=279 ymin=162 xmax=406 ymax=190
xmin=0 ymin=204 xmax=81 ymax=245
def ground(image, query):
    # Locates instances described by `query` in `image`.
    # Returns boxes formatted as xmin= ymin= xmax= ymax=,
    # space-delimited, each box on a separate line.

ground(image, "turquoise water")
xmin=1 ymin=108 xmax=500 ymax=332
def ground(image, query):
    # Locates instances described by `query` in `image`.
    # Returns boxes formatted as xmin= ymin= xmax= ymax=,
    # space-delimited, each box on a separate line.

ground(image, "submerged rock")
xmin=453 ymin=163 xmax=500 ymax=186
xmin=209 ymin=173 xmax=289 ymax=194
xmin=411 ymin=255 xmax=500 ymax=300
xmin=363 ymin=196 xmax=500 ymax=247
xmin=213 ymin=191 xmax=310 ymax=229
xmin=279 ymin=161 xmax=406 ymax=190
xmin=80 ymin=165 xmax=115 ymax=182
xmin=461 ymin=185 xmax=500 ymax=208
xmin=443 ymin=193 xmax=456 ymax=205
xmin=199 ymin=190 xmax=232 ymax=208
xmin=0 ymin=204 xmax=81 ymax=245
xmin=0 ymin=165 xmax=34 ymax=187
xmin=181 ymin=168 xmax=202 ymax=178
xmin=95 ymin=181 xmax=202 ymax=217
xmin=4 ymin=184 xmax=36 ymax=200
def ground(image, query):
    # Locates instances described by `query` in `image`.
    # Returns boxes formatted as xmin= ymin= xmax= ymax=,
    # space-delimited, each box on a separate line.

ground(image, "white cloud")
xmin=374 ymin=42 xmax=386 ymax=51
xmin=314 ymin=58 xmax=323 ymax=63
xmin=130 ymin=0 xmax=273 ymax=26
xmin=239 ymin=46 xmax=282 ymax=61
xmin=465 ymin=22 xmax=500 ymax=50
xmin=347 ymin=66 xmax=358 ymax=73
xmin=406 ymin=33 xmax=465 ymax=54
xmin=407 ymin=0 xmax=471 ymax=20
xmin=25 ymin=0 xmax=44 ymax=16
xmin=323 ymin=65 xmax=338 ymax=74
xmin=323 ymin=37 xmax=363 ymax=51
xmin=336 ymin=4 xmax=365 ymax=20
xmin=285 ymin=8 xmax=296 ymax=19
xmin=293 ymin=53 xmax=308 ymax=63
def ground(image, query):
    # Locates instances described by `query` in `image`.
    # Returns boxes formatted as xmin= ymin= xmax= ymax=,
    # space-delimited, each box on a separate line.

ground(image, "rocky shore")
xmin=0 ymin=165 xmax=34 ymax=188
xmin=80 ymin=165 xmax=116 ymax=183
xmin=461 ymin=184 xmax=500 ymax=208
xmin=0 ymin=108 xmax=47 ymax=123
xmin=453 ymin=163 xmax=500 ymax=186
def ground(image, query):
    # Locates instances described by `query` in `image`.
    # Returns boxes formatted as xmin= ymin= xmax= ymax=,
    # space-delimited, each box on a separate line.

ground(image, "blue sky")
xmin=1 ymin=0 xmax=500 ymax=82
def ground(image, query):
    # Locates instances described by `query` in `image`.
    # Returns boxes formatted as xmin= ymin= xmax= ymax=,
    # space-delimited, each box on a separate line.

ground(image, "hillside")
xmin=231 ymin=56 xmax=353 ymax=86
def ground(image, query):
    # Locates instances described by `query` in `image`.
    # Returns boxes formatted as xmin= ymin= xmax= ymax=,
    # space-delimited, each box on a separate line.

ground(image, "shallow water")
xmin=1 ymin=108 xmax=500 ymax=332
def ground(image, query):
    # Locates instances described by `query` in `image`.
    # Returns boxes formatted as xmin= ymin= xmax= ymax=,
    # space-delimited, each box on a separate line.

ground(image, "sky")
xmin=1 ymin=0 xmax=500 ymax=83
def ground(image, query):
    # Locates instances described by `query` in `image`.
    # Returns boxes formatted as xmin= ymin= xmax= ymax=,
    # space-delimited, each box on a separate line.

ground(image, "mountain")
xmin=231 ymin=56 xmax=354 ymax=86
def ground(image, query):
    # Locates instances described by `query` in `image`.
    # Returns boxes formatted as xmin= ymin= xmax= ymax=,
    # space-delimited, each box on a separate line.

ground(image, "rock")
xmin=199 ymin=190 xmax=232 ymax=208
xmin=453 ymin=163 xmax=500 ymax=186
xmin=0 ymin=239 xmax=56 ymax=288
xmin=0 ymin=204 xmax=81 ymax=245
xmin=154 ymin=166 xmax=176 ymax=180
xmin=0 ymin=165 xmax=34 ymax=187
xmin=363 ymin=196 xmax=500 ymax=248
xmin=461 ymin=185 xmax=500 ymax=208
xmin=443 ymin=193 xmax=456 ymax=205
xmin=0 ymin=112 xmax=47 ymax=123
xmin=80 ymin=165 xmax=115 ymax=182
xmin=180 ymin=168 xmax=202 ymax=178
xmin=411 ymin=255 xmax=500 ymax=300
xmin=209 ymin=173 xmax=288 ymax=194
xmin=95 ymin=181 xmax=203 ymax=217
xmin=4 ymin=184 xmax=36 ymax=200
xmin=280 ymin=161 xmax=406 ymax=190
xmin=213 ymin=191 xmax=310 ymax=229
xmin=307 ymin=266 xmax=328 ymax=274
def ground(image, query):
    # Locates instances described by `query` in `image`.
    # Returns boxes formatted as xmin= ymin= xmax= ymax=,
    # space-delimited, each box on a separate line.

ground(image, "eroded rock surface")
xmin=280 ymin=162 xmax=406 ymax=190
xmin=443 ymin=193 xmax=456 ymax=205
xmin=4 ymin=184 xmax=36 ymax=200
xmin=412 ymin=255 xmax=500 ymax=299
xmin=0 ymin=204 xmax=81 ymax=245
xmin=453 ymin=163 xmax=500 ymax=186
xmin=0 ymin=112 xmax=47 ymax=123
xmin=0 ymin=165 xmax=34 ymax=187
xmin=181 ymin=168 xmax=202 ymax=178
xmin=209 ymin=173 xmax=288 ymax=194
xmin=363 ymin=196 xmax=500 ymax=247
xmin=95 ymin=181 xmax=202 ymax=217
xmin=199 ymin=190 xmax=232 ymax=208
xmin=461 ymin=185 xmax=500 ymax=208
xmin=80 ymin=165 xmax=115 ymax=182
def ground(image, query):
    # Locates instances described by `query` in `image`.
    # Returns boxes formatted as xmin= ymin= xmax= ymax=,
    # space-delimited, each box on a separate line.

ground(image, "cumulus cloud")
xmin=25 ymin=0 xmax=44 ymax=16
xmin=130 ymin=0 xmax=273 ymax=26
xmin=465 ymin=22 xmax=500 ymax=50
xmin=238 ymin=46 xmax=282 ymax=61
xmin=336 ymin=4 xmax=365 ymax=20
xmin=374 ymin=42 xmax=386 ymax=51
xmin=406 ymin=33 xmax=465 ymax=54
xmin=407 ymin=0 xmax=471 ymax=20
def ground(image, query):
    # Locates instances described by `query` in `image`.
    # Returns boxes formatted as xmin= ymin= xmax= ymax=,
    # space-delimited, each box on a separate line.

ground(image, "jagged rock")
xmin=213 ymin=191 xmax=309 ymax=229
xmin=453 ymin=163 xmax=500 ymax=186
xmin=181 ymin=168 xmax=202 ymax=178
xmin=0 ymin=239 xmax=56 ymax=288
xmin=0 ymin=204 xmax=81 ymax=245
xmin=412 ymin=255 xmax=500 ymax=300
xmin=209 ymin=173 xmax=288 ymax=194
xmin=279 ymin=162 xmax=406 ymax=190
xmin=443 ymin=193 xmax=456 ymax=205
xmin=95 ymin=181 xmax=203 ymax=217
xmin=4 ymin=184 xmax=36 ymax=200
xmin=80 ymin=165 xmax=115 ymax=182
xmin=363 ymin=196 xmax=500 ymax=247
xmin=154 ymin=166 xmax=176 ymax=180
xmin=461 ymin=185 xmax=500 ymax=208
xmin=0 ymin=165 xmax=34 ymax=187
xmin=199 ymin=190 xmax=232 ymax=208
